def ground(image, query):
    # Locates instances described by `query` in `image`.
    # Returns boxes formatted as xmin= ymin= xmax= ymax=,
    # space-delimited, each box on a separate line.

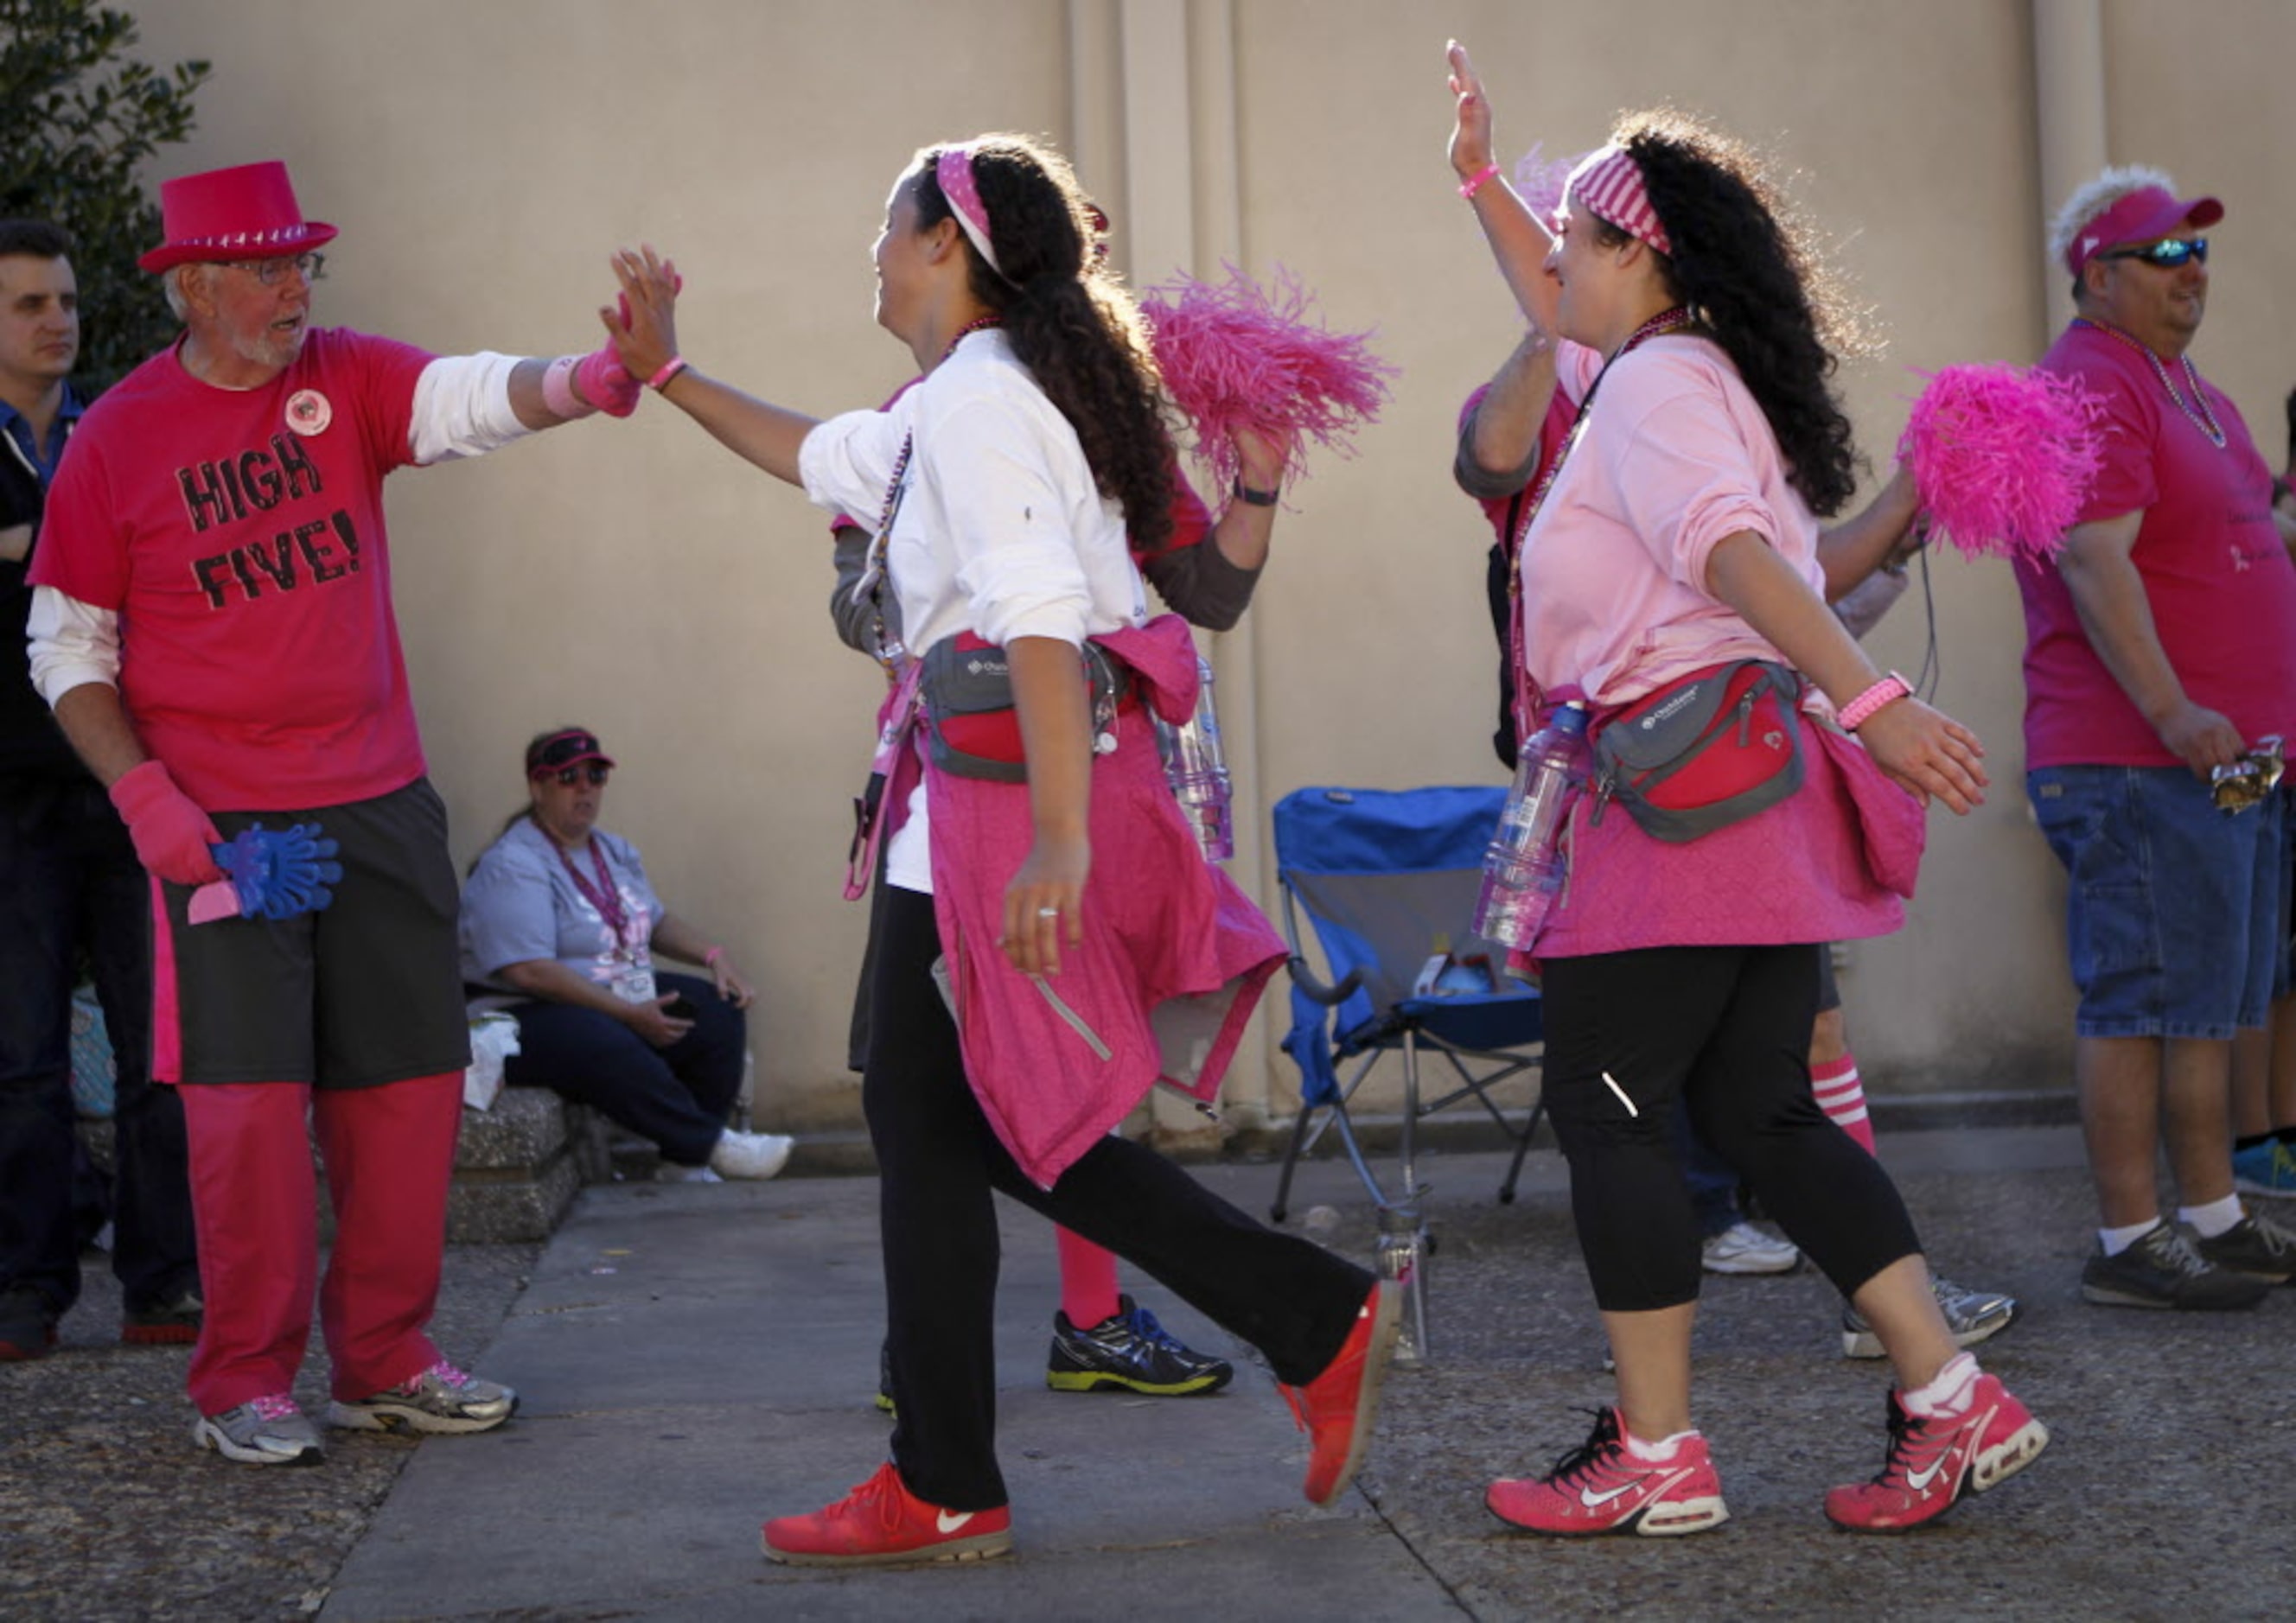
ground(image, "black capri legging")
xmin=864 ymin=887 xmax=1373 ymax=1512
xmin=1540 ymin=943 xmax=1920 ymax=1313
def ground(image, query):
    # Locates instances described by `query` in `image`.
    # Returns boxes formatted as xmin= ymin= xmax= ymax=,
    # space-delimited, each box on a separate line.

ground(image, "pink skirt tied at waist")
xmin=1530 ymin=712 xmax=1925 ymax=961
xmin=923 ymin=616 xmax=1287 ymax=1188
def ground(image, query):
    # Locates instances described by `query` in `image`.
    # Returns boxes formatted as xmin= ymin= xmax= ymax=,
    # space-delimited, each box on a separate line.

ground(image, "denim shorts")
xmin=2028 ymin=766 xmax=2286 ymax=1039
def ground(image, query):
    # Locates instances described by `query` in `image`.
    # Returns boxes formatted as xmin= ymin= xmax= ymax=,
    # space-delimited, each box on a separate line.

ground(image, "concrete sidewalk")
xmin=314 ymin=1130 xmax=2296 ymax=1621
xmin=321 ymin=1153 xmax=1452 ymax=1621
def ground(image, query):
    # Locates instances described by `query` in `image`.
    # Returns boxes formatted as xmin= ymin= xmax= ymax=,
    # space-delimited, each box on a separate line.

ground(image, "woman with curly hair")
xmin=1444 ymin=44 xmax=2046 ymax=1536
xmin=604 ymin=132 xmax=1394 ymax=1568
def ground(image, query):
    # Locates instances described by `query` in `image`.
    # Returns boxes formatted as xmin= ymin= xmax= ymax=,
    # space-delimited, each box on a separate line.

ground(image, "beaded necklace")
xmin=849 ymin=315 xmax=1006 ymax=666
xmin=2074 ymin=317 xmax=2226 ymax=449
xmin=1505 ymin=306 xmax=1697 ymax=741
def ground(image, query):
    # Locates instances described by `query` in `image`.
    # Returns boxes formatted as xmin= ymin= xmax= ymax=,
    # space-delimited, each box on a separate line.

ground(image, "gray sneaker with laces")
xmin=193 ymin=1394 xmax=323 ymax=1466
xmin=2082 ymin=1220 xmax=2269 ymax=1309
xmin=326 ymin=1360 xmax=518 ymax=1434
xmin=2196 ymin=1208 xmax=2296 ymax=1283
xmin=1841 ymin=1273 xmax=2020 ymax=1359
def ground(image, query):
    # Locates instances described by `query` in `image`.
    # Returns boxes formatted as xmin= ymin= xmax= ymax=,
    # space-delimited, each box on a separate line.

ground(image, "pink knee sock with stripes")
xmin=1812 ymin=1052 xmax=1877 ymax=1155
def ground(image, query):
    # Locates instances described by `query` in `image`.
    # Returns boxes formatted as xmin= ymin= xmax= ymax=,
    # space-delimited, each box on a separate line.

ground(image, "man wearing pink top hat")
xmin=24 ymin=160 xmax=643 ymax=1465
xmin=2023 ymin=168 xmax=2296 ymax=1311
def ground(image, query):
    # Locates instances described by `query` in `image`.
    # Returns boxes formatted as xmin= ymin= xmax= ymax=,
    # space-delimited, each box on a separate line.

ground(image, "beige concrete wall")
xmin=115 ymin=0 xmax=2296 ymax=1131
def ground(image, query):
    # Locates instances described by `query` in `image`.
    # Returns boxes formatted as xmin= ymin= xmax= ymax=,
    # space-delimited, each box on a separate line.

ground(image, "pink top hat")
xmin=138 ymin=161 xmax=338 ymax=273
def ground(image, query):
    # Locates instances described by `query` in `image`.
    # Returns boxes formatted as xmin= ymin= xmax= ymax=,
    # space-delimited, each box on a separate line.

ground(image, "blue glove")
xmin=208 ymin=822 xmax=344 ymax=920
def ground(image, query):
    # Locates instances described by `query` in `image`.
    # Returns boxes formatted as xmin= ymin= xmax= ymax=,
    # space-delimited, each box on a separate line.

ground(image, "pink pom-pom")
xmin=1139 ymin=265 xmax=1398 ymax=501
xmin=1898 ymin=363 xmax=2106 ymax=564
xmin=1512 ymin=141 xmax=1585 ymax=234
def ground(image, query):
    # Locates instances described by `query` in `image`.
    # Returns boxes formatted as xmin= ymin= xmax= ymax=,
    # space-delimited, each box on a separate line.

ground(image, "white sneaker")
xmin=655 ymin=1162 xmax=724 ymax=1183
xmin=708 ymin=1130 xmax=794 ymax=1181
xmin=1700 ymin=1220 xmax=1801 ymax=1276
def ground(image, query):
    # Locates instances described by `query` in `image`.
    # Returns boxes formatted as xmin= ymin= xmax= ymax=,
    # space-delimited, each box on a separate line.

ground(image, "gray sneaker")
xmin=193 ymin=1394 xmax=323 ymax=1466
xmin=1700 ymin=1220 xmax=1802 ymax=1276
xmin=2196 ymin=1208 xmax=2296 ymax=1283
xmin=1841 ymin=1273 xmax=2021 ymax=1359
xmin=326 ymin=1360 xmax=518 ymax=1435
xmin=2081 ymin=1220 xmax=2270 ymax=1310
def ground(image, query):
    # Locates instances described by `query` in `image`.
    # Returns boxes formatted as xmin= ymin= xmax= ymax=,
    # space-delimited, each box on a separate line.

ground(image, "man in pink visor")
xmin=2023 ymin=168 xmax=2296 ymax=1310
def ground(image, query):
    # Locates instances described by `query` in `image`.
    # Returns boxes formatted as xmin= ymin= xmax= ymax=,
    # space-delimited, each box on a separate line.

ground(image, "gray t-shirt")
xmin=459 ymin=818 xmax=663 ymax=996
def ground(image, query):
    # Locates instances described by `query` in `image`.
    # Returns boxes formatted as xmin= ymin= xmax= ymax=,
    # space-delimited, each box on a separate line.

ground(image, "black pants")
xmin=1540 ymin=943 xmax=1919 ymax=1313
xmin=0 ymin=778 xmax=197 ymax=1317
xmin=501 ymin=971 xmax=744 ymax=1166
xmin=865 ymin=888 xmax=1372 ymax=1510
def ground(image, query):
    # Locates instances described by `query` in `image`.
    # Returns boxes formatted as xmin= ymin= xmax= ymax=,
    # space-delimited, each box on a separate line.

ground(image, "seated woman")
xmin=460 ymin=727 xmax=793 ymax=1181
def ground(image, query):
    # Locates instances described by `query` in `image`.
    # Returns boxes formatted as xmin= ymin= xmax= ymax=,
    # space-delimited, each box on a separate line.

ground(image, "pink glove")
xmin=109 ymin=760 xmax=226 ymax=886
xmin=575 ymin=346 xmax=641 ymax=419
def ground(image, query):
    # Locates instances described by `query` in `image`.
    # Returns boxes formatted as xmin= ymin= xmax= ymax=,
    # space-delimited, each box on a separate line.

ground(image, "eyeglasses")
xmin=538 ymin=765 xmax=610 ymax=787
xmin=221 ymin=252 xmax=327 ymax=286
xmin=2102 ymin=238 xmax=2208 ymax=269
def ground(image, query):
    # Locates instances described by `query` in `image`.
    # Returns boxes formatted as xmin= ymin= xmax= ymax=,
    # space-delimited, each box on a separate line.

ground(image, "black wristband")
xmin=1233 ymin=478 xmax=1279 ymax=508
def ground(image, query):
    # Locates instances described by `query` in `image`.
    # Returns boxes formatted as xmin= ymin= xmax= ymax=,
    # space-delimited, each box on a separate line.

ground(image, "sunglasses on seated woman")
xmin=2104 ymin=237 xmax=2207 ymax=268
xmin=538 ymin=764 xmax=610 ymax=786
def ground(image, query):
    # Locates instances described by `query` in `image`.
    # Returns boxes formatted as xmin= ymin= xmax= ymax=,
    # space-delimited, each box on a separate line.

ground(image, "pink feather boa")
xmin=1139 ymin=265 xmax=1397 ymax=500
xmin=1897 ymin=364 xmax=2105 ymax=563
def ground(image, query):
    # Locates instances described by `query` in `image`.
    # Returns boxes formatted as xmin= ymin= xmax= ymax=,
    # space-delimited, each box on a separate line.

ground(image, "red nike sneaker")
xmin=1280 ymin=1280 xmax=1400 ymax=1507
xmin=762 ymin=1461 xmax=1013 ymax=1567
xmin=1487 ymin=1406 xmax=1730 ymax=1537
xmin=1824 ymin=1373 xmax=2048 ymax=1532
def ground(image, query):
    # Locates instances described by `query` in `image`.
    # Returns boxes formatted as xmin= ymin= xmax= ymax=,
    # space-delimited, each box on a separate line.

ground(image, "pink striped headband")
xmin=934 ymin=146 xmax=1008 ymax=281
xmin=1567 ymin=145 xmax=1671 ymax=256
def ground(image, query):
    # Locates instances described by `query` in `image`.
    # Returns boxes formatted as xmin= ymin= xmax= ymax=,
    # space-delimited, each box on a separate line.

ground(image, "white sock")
xmin=2177 ymin=1195 xmax=2244 ymax=1239
xmin=2098 ymin=1218 xmax=2163 ymax=1257
xmin=1901 ymin=1351 xmax=1980 ymax=1419
xmin=1623 ymin=1425 xmax=1696 ymax=1462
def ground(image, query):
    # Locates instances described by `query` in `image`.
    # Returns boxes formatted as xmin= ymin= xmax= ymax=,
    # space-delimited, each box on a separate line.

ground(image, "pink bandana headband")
xmin=1567 ymin=145 xmax=1671 ymax=256
xmin=935 ymin=146 xmax=1008 ymax=282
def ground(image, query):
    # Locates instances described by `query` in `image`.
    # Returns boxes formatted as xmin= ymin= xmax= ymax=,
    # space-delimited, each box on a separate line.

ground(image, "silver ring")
xmin=1036 ymin=907 xmax=1060 ymax=919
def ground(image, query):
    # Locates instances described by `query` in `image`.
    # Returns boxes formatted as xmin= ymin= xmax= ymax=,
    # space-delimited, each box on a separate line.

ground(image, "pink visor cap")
xmin=2065 ymin=185 xmax=2223 ymax=277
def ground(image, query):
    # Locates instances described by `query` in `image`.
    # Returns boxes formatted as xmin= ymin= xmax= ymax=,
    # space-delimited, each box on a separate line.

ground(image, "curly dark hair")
xmin=911 ymin=136 xmax=1176 ymax=555
xmin=1605 ymin=112 xmax=1864 ymax=519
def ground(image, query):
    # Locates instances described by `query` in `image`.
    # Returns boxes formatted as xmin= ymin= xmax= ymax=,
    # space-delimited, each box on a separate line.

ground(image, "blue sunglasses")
xmin=2103 ymin=237 xmax=2208 ymax=269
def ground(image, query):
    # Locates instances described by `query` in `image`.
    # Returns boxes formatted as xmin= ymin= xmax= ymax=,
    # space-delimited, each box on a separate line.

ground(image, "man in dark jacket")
xmin=0 ymin=218 xmax=199 ymax=1361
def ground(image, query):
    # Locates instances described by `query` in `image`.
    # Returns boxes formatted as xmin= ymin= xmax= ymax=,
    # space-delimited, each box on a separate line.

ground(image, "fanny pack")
xmin=1590 ymin=659 xmax=1804 ymax=843
xmin=919 ymin=631 xmax=1127 ymax=782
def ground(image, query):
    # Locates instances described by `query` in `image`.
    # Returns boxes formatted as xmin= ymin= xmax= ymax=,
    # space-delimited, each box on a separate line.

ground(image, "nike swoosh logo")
xmin=935 ymin=1510 xmax=974 ymax=1534
xmin=1579 ymin=1480 xmax=1645 ymax=1508
xmin=1904 ymin=1454 xmax=1951 ymax=1493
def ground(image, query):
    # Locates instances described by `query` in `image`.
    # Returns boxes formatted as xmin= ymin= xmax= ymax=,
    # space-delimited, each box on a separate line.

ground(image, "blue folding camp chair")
xmin=1271 ymin=786 xmax=1548 ymax=1229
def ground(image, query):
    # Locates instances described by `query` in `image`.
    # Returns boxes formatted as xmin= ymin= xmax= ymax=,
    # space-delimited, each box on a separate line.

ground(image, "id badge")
xmin=610 ymin=966 xmax=658 ymax=1004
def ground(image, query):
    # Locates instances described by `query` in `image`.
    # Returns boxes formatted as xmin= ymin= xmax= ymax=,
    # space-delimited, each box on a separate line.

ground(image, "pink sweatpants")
xmin=181 ymin=1072 xmax=462 ymax=1414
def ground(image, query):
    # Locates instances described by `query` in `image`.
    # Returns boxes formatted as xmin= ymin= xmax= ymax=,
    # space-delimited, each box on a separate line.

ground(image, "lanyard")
xmin=845 ymin=316 xmax=1009 ymax=670
xmin=555 ymin=838 xmax=631 ymax=947
xmin=1506 ymin=308 xmax=1694 ymax=743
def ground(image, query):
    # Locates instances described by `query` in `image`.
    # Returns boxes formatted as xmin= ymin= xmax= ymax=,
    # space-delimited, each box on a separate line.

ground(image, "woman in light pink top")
xmin=1445 ymin=42 xmax=2046 ymax=1537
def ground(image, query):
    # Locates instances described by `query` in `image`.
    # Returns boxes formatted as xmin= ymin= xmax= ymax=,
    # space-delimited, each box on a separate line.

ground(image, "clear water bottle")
xmin=1473 ymin=700 xmax=1590 ymax=949
xmin=1157 ymin=654 xmax=1234 ymax=862
xmin=1375 ymin=1198 xmax=1429 ymax=1365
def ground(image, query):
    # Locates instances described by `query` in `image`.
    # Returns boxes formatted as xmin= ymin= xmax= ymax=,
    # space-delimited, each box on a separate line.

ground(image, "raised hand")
xmin=602 ymin=245 xmax=683 ymax=384
xmin=1447 ymin=39 xmax=1495 ymax=182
